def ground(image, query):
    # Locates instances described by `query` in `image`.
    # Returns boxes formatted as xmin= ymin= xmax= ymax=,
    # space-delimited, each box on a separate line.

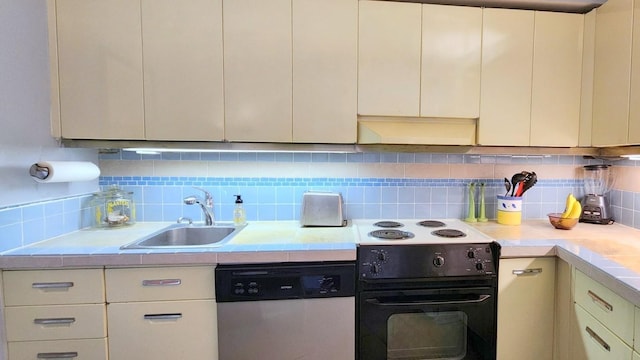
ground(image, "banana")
xmin=568 ymin=199 xmax=582 ymax=219
xmin=561 ymin=193 xmax=576 ymax=218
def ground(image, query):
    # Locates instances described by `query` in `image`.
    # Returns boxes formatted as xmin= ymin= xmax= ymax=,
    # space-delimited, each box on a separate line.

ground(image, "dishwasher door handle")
xmin=366 ymin=294 xmax=491 ymax=306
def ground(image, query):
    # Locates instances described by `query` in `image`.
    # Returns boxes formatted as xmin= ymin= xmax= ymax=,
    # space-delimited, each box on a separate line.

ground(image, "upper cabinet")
xmin=592 ymin=0 xmax=633 ymax=146
xmin=479 ymin=9 xmax=584 ymax=146
xmin=479 ymin=9 xmax=534 ymax=146
xmin=55 ymin=0 xmax=356 ymax=144
xmin=630 ymin=0 xmax=640 ymax=143
xmin=358 ymin=1 xmax=482 ymax=119
xmin=56 ymin=0 xmax=223 ymax=141
xmin=358 ymin=1 xmax=422 ymax=117
xmin=223 ymin=0 xmax=292 ymax=143
xmin=56 ymin=0 xmax=145 ymax=140
xmin=142 ymin=0 xmax=224 ymax=141
xmin=421 ymin=4 xmax=482 ymax=118
xmin=223 ymin=0 xmax=357 ymax=143
xmin=292 ymin=0 xmax=358 ymax=143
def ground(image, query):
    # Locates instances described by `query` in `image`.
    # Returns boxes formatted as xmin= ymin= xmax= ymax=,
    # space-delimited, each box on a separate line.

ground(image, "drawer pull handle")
xmin=144 ymin=313 xmax=182 ymax=321
xmin=585 ymin=326 xmax=611 ymax=352
xmin=512 ymin=268 xmax=543 ymax=276
xmin=32 ymin=282 xmax=74 ymax=289
xmin=142 ymin=279 xmax=182 ymax=287
xmin=587 ymin=290 xmax=613 ymax=312
xmin=34 ymin=317 xmax=76 ymax=325
xmin=37 ymin=352 xmax=78 ymax=359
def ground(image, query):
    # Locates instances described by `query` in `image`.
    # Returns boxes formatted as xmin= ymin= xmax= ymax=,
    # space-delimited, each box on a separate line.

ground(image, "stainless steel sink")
xmin=120 ymin=222 xmax=246 ymax=250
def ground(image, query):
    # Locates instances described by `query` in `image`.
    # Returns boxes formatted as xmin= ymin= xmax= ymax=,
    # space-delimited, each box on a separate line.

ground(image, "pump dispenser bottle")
xmin=233 ymin=195 xmax=246 ymax=226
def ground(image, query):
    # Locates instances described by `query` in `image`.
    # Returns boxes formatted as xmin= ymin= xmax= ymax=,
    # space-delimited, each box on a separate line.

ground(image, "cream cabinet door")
xmin=292 ymin=0 xmax=357 ymax=143
xmin=634 ymin=351 xmax=640 ymax=360
xmin=629 ymin=0 xmax=640 ymax=144
xmin=479 ymin=9 xmax=534 ymax=146
xmin=574 ymin=270 xmax=635 ymax=346
xmin=223 ymin=0 xmax=292 ymax=142
xmin=107 ymin=300 xmax=217 ymax=360
xmin=56 ymin=0 xmax=144 ymax=140
xmin=421 ymin=4 xmax=481 ymax=118
xmin=497 ymin=258 xmax=555 ymax=360
xmin=573 ymin=304 xmax=634 ymax=359
xmin=592 ymin=0 xmax=634 ymax=146
xmin=530 ymin=12 xmax=583 ymax=147
xmin=141 ymin=0 xmax=224 ymax=141
xmin=358 ymin=0 xmax=422 ymax=117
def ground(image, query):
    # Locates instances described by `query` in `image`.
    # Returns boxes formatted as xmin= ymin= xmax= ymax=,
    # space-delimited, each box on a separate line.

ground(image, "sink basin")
xmin=120 ymin=222 xmax=246 ymax=250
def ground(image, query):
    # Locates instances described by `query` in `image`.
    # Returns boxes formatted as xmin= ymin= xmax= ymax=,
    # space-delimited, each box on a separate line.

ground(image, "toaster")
xmin=300 ymin=191 xmax=346 ymax=227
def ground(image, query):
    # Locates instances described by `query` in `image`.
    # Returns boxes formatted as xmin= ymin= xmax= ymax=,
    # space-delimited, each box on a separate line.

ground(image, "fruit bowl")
xmin=547 ymin=213 xmax=579 ymax=230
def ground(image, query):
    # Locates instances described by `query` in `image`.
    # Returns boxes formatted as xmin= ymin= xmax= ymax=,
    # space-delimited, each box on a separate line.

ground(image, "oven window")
xmin=387 ymin=311 xmax=467 ymax=360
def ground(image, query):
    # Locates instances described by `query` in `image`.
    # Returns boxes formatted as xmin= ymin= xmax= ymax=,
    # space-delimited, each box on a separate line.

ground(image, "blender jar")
xmin=583 ymin=164 xmax=613 ymax=195
xmin=91 ymin=186 xmax=135 ymax=228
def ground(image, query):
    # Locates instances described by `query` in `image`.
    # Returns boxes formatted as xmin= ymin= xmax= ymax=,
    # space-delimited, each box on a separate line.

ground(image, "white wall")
xmin=0 ymin=0 xmax=98 ymax=208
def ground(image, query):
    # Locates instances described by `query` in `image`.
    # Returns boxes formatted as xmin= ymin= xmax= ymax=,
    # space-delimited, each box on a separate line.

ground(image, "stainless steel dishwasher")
xmin=215 ymin=262 xmax=355 ymax=360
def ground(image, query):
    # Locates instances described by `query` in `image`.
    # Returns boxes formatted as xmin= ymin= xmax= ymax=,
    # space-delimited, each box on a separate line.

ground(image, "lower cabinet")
xmin=497 ymin=257 xmax=556 ymax=360
xmin=2 ymin=269 xmax=107 ymax=360
xmin=572 ymin=269 xmax=637 ymax=359
xmin=573 ymin=303 xmax=633 ymax=359
xmin=105 ymin=266 xmax=217 ymax=360
xmin=107 ymin=300 xmax=217 ymax=359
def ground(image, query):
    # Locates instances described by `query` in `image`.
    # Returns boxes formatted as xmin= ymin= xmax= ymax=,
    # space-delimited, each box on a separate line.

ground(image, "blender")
xmin=580 ymin=164 xmax=615 ymax=224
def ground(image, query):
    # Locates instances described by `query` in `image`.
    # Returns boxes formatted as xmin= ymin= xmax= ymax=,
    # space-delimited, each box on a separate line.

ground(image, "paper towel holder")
xmin=29 ymin=161 xmax=101 ymax=183
xmin=29 ymin=163 xmax=50 ymax=180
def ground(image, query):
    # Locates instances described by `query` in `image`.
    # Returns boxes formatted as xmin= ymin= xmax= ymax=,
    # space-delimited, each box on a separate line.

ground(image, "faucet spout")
xmin=184 ymin=188 xmax=215 ymax=225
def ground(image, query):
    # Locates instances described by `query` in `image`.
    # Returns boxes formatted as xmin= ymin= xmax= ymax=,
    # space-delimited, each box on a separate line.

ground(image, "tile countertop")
xmin=0 ymin=221 xmax=358 ymax=268
xmin=2 ymin=219 xmax=640 ymax=308
xmin=471 ymin=220 xmax=640 ymax=308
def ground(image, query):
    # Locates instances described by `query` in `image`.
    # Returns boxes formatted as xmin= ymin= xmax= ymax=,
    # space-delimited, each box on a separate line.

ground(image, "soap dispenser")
xmin=233 ymin=195 xmax=246 ymax=226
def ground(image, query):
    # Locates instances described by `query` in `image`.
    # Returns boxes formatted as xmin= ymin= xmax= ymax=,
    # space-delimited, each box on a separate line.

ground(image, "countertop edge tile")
xmin=140 ymin=253 xmax=218 ymax=265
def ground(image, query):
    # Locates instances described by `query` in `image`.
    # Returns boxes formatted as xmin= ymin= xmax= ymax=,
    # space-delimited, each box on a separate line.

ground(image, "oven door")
xmin=358 ymin=286 xmax=496 ymax=360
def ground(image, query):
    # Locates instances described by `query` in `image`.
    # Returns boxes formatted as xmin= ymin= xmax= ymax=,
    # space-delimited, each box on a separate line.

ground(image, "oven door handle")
xmin=365 ymin=294 xmax=491 ymax=306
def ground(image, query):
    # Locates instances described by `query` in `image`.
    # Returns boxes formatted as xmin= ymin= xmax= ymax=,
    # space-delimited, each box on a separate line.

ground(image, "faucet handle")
xmin=192 ymin=187 xmax=213 ymax=207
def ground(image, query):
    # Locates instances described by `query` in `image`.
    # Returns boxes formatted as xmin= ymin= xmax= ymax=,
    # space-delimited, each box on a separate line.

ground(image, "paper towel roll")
xmin=29 ymin=161 xmax=101 ymax=183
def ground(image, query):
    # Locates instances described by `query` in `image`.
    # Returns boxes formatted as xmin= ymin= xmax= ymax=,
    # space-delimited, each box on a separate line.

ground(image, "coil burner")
xmin=373 ymin=221 xmax=404 ymax=228
xmin=417 ymin=220 xmax=446 ymax=228
xmin=368 ymin=229 xmax=415 ymax=240
xmin=431 ymin=229 xmax=467 ymax=238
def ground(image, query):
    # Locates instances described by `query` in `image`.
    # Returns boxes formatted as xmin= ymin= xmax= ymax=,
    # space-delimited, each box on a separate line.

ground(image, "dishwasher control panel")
xmin=215 ymin=262 xmax=355 ymax=302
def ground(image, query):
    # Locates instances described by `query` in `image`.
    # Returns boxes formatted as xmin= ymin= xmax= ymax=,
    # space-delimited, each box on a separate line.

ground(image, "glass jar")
xmin=90 ymin=186 xmax=135 ymax=228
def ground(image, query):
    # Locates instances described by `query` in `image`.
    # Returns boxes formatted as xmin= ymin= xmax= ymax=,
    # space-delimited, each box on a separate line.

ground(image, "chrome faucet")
xmin=184 ymin=187 xmax=215 ymax=225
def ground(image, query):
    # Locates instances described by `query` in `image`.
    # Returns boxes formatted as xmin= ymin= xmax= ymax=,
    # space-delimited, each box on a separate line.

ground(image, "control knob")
xmin=475 ymin=262 xmax=484 ymax=271
xmin=467 ymin=250 xmax=475 ymax=259
xmin=377 ymin=252 xmax=387 ymax=262
xmin=370 ymin=264 xmax=381 ymax=274
xmin=433 ymin=256 xmax=445 ymax=267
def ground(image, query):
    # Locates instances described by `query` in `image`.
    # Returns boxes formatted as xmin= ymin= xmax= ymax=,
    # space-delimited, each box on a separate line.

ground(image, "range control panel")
xmin=216 ymin=262 xmax=355 ymax=302
xmin=357 ymin=243 xmax=499 ymax=280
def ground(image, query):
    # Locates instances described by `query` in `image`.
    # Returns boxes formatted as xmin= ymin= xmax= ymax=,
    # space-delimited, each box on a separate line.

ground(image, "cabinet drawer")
xmin=5 ymin=304 xmax=106 ymax=341
xmin=574 ymin=270 xmax=634 ymax=345
xmin=107 ymin=300 xmax=217 ymax=359
xmin=3 ymin=269 xmax=104 ymax=306
xmin=8 ymin=338 xmax=108 ymax=360
xmin=573 ymin=304 xmax=633 ymax=359
xmin=105 ymin=266 xmax=214 ymax=302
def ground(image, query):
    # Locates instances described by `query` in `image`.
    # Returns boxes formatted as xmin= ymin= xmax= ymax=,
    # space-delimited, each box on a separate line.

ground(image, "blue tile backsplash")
xmin=3 ymin=151 xmax=640 ymax=252
xmin=98 ymin=175 xmax=583 ymax=223
xmin=0 ymin=194 xmax=92 ymax=252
